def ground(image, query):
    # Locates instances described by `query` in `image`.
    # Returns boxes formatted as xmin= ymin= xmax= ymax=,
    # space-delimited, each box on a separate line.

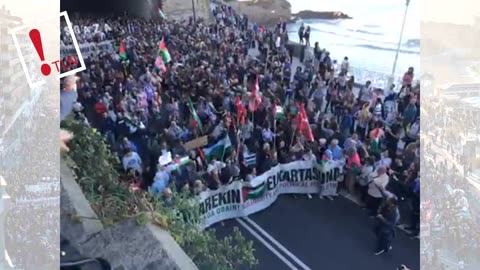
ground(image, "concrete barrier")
xmin=163 ymin=0 xmax=212 ymax=22
xmin=60 ymin=159 xmax=199 ymax=270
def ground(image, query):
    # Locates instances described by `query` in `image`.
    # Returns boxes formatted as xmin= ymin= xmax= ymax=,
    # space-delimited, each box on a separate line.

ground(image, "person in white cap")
xmin=366 ymin=166 xmax=389 ymax=216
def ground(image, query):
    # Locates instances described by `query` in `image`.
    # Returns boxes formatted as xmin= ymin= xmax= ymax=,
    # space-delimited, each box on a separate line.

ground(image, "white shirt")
xmin=367 ymin=172 xmax=389 ymax=198
xmin=122 ymin=152 xmax=142 ymax=173
xmin=207 ymin=161 xmax=225 ymax=174
xmin=332 ymin=63 xmax=338 ymax=78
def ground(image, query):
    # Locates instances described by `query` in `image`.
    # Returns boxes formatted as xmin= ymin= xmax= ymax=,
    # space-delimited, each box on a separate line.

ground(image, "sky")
xmin=423 ymin=0 xmax=480 ymax=24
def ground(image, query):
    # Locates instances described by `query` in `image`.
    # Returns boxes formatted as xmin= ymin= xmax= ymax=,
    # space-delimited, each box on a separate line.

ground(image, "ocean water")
xmin=286 ymin=0 xmax=420 ymax=83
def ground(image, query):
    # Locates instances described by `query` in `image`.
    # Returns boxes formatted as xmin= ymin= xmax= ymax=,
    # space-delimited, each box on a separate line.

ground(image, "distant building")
xmin=0 ymin=7 xmax=39 ymax=170
xmin=439 ymin=83 xmax=480 ymax=99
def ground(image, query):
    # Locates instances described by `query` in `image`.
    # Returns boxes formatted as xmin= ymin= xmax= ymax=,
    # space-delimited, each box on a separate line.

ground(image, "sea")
xmin=286 ymin=0 xmax=420 ymax=84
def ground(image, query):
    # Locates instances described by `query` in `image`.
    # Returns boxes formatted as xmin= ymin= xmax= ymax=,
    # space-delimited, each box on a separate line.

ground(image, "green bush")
xmin=61 ymin=120 xmax=258 ymax=270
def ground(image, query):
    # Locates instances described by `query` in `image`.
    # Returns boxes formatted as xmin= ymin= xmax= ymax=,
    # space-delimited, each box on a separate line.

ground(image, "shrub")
xmin=61 ymin=120 xmax=258 ymax=270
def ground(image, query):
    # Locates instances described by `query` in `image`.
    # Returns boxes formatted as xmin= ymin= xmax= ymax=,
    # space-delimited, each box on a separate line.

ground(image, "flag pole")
xmin=236 ymin=130 xmax=242 ymax=165
xmin=289 ymin=125 xmax=297 ymax=148
xmin=273 ymin=119 xmax=277 ymax=151
xmin=273 ymin=104 xmax=277 ymax=150
xmin=251 ymin=109 xmax=255 ymax=128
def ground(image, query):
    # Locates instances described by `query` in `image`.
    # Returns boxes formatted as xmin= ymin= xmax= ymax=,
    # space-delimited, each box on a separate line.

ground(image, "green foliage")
xmin=61 ymin=120 xmax=258 ymax=270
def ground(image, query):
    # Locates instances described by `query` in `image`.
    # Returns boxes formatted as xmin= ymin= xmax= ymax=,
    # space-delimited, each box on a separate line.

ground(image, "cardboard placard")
xmin=183 ymin=136 xmax=208 ymax=151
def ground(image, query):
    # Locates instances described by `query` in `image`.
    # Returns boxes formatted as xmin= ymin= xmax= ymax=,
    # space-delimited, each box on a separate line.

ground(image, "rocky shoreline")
xmin=218 ymin=0 xmax=351 ymax=26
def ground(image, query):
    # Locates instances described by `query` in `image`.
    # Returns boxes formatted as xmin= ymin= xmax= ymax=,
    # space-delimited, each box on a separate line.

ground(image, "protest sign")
xmin=183 ymin=136 xmax=208 ymax=151
xmin=60 ymin=40 xmax=115 ymax=59
xmin=198 ymin=160 xmax=344 ymax=228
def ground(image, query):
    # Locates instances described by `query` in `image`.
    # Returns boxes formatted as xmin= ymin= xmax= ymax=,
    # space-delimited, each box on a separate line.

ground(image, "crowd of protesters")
xmin=60 ymin=2 xmax=420 ymax=256
xmin=422 ymin=97 xmax=480 ymax=269
xmin=422 ymin=154 xmax=479 ymax=269
xmin=3 ymin=87 xmax=59 ymax=269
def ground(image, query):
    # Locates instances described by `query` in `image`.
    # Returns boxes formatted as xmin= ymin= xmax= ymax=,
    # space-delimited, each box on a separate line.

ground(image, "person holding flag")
xmin=296 ymin=102 xmax=314 ymax=142
xmin=158 ymin=37 xmax=171 ymax=64
xmin=249 ymin=75 xmax=262 ymax=112
xmin=369 ymin=121 xmax=385 ymax=158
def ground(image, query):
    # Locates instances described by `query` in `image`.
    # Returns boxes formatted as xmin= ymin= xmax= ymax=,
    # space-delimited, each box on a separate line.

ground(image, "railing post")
xmin=388 ymin=0 xmax=410 ymax=94
xmin=0 ymin=176 xmax=11 ymax=268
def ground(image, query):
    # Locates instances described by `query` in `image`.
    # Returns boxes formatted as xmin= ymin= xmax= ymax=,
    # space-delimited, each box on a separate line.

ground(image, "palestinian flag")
xmin=165 ymin=156 xmax=190 ymax=172
xmin=119 ymin=41 xmax=128 ymax=61
xmin=159 ymin=38 xmax=171 ymax=63
xmin=154 ymin=56 xmax=167 ymax=72
xmin=158 ymin=7 xmax=167 ymax=19
xmin=370 ymin=127 xmax=382 ymax=153
xmin=202 ymin=136 xmax=232 ymax=162
xmin=249 ymin=76 xmax=262 ymax=111
xmin=188 ymin=98 xmax=203 ymax=131
xmin=242 ymin=182 xmax=266 ymax=202
xmin=235 ymin=97 xmax=246 ymax=127
xmin=274 ymin=104 xmax=284 ymax=120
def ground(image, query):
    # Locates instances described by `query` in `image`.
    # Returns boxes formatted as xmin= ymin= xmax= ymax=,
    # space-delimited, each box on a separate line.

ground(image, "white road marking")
xmin=236 ymin=218 xmax=300 ymax=270
xmin=241 ymin=217 xmax=313 ymax=270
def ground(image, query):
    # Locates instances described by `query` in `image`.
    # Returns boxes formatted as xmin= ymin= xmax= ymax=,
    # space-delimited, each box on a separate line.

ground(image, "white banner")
xmin=198 ymin=160 xmax=345 ymax=229
xmin=60 ymin=40 xmax=115 ymax=59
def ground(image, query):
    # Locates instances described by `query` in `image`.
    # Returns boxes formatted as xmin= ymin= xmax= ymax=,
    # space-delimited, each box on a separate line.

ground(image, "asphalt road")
xmin=213 ymin=195 xmax=420 ymax=270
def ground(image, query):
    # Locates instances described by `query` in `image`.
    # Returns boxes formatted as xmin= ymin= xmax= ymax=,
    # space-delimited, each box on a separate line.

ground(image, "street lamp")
xmin=388 ymin=0 xmax=410 ymax=92
xmin=192 ymin=0 xmax=197 ymax=23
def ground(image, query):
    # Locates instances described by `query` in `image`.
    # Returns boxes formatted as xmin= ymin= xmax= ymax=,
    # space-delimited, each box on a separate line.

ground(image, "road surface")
xmin=213 ymin=195 xmax=420 ymax=270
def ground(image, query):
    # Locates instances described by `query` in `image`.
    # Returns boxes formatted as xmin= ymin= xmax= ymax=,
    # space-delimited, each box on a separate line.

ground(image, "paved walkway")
xmin=213 ymin=195 xmax=419 ymax=270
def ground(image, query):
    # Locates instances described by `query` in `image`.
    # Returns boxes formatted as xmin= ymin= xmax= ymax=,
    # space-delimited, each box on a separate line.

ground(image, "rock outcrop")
xmin=292 ymin=10 xmax=352 ymax=20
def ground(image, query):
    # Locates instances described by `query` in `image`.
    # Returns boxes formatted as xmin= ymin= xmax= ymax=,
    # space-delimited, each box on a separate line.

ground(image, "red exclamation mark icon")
xmin=29 ymin=29 xmax=51 ymax=76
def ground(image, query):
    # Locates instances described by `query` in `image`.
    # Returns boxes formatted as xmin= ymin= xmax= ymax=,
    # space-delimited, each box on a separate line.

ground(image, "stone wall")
xmin=60 ymin=160 xmax=199 ymax=270
xmin=163 ymin=0 xmax=212 ymax=22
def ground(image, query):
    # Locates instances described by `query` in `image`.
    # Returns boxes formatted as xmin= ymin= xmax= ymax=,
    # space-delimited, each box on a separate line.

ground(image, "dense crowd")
xmin=3 ymin=87 xmax=59 ymax=270
xmin=61 ymin=2 xmax=420 ymax=256
xmin=422 ymin=157 xmax=479 ymax=269
xmin=422 ymin=97 xmax=480 ymax=269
